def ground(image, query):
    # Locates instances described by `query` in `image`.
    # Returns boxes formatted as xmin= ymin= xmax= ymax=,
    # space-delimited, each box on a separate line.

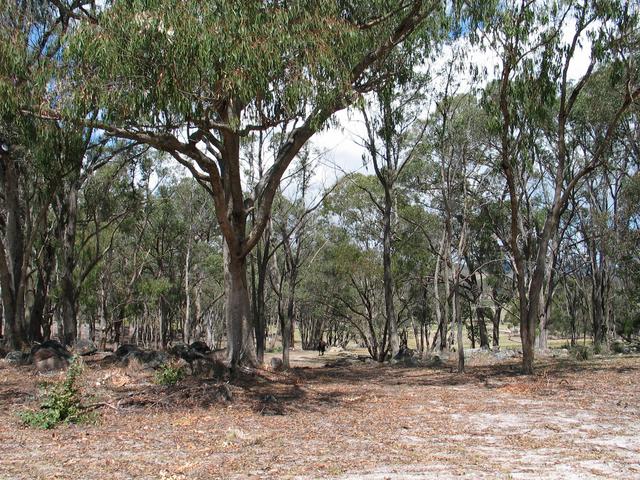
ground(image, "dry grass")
xmin=0 ymin=351 xmax=638 ymax=479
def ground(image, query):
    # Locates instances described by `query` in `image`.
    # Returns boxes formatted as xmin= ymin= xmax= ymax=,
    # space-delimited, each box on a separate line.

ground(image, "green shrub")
xmin=19 ymin=357 xmax=86 ymax=429
xmin=574 ymin=345 xmax=591 ymax=361
xmin=154 ymin=363 xmax=184 ymax=386
xmin=611 ymin=341 xmax=626 ymax=354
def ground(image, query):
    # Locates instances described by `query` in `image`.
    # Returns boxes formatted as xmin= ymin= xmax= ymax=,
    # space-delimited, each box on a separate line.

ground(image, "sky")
xmin=308 ymin=17 xmax=594 ymax=190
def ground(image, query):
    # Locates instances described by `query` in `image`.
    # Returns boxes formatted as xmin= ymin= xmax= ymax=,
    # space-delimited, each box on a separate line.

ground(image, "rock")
xmin=427 ymin=355 xmax=442 ymax=367
xmin=73 ymin=339 xmax=97 ymax=356
xmin=189 ymin=341 xmax=211 ymax=354
xmin=168 ymin=343 xmax=190 ymax=357
xmin=402 ymin=356 xmax=419 ymax=367
xmin=259 ymin=394 xmax=285 ymax=415
xmin=215 ymin=383 xmax=233 ymax=402
xmin=191 ymin=357 xmax=228 ymax=378
xmin=100 ymin=354 xmax=120 ymax=367
xmin=493 ymin=349 xmax=518 ymax=361
xmin=33 ymin=347 xmax=70 ymax=372
xmin=270 ymin=357 xmax=284 ymax=371
xmin=5 ymin=351 xmax=30 ymax=366
xmin=394 ymin=347 xmax=415 ymax=361
xmin=115 ymin=344 xmax=141 ymax=358
xmin=328 ymin=346 xmax=344 ymax=353
xmin=172 ymin=357 xmax=190 ymax=371
xmin=31 ymin=339 xmax=71 ymax=358
xmin=122 ymin=350 xmax=168 ymax=371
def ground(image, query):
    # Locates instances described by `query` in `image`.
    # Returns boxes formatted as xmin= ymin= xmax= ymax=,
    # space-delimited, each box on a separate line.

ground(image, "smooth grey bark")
xmin=0 ymin=153 xmax=28 ymax=349
xmin=58 ymin=183 xmax=79 ymax=346
xmin=455 ymin=289 xmax=464 ymax=373
xmin=492 ymin=305 xmax=502 ymax=348
xmin=224 ymin=239 xmax=257 ymax=369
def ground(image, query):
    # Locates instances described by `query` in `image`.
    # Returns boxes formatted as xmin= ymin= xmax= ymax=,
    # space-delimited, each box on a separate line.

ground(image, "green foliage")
xmin=19 ymin=358 xmax=87 ymax=429
xmin=611 ymin=341 xmax=626 ymax=354
xmin=573 ymin=345 xmax=592 ymax=361
xmin=67 ymin=1 xmax=438 ymax=124
xmin=154 ymin=363 xmax=185 ymax=386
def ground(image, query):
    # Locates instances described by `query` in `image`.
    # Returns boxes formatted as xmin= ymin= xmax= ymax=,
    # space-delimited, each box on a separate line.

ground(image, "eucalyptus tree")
xmin=481 ymin=0 xmax=639 ymax=373
xmin=359 ymin=78 xmax=427 ymax=358
xmin=321 ymin=175 xmax=395 ymax=360
xmin=0 ymin=1 xmax=121 ymax=347
xmin=52 ymin=1 xmax=451 ymax=368
xmin=0 ymin=1 xmax=89 ymax=347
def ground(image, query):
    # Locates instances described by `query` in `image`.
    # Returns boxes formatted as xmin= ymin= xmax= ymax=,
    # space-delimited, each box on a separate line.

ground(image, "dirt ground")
xmin=0 ymin=349 xmax=638 ymax=480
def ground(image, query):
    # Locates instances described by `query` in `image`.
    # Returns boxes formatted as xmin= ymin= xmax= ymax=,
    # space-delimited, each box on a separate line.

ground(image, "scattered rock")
xmin=493 ymin=349 xmax=518 ymax=361
xmin=326 ymin=357 xmax=359 ymax=368
xmin=553 ymin=348 xmax=570 ymax=358
xmin=394 ymin=347 xmax=415 ymax=361
xmin=33 ymin=347 xmax=70 ymax=372
xmin=100 ymin=354 xmax=120 ymax=367
xmin=214 ymin=383 xmax=233 ymax=402
xmin=122 ymin=350 xmax=168 ymax=371
xmin=5 ymin=351 xmax=30 ymax=366
xmin=402 ymin=356 xmax=419 ymax=367
xmin=270 ymin=357 xmax=284 ymax=371
xmin=258 ymin=394 xmax=285 ymax=415
xmin=191 ymin=357 xmax=228 ymax=378
xmin=168 ymin=343 xmax=189 ymax=358
xmin=189 ymin=341 xmax=211 ymax=354
xmin=425 ymin=355 xmax=442 ymax=367
xmin=73 ymin=338 xmax=97 ymax=356
xmin=31 ymin=339 xmax=70 ymax=358
xmin=115 ymin=344 xmax=141 ymax=358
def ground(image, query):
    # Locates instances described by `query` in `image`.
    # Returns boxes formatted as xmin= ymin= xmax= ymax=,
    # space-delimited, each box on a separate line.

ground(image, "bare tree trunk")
xmin=30 ymin=241 xmax=55 ymax=343
xmin=382 ymin=188 xmax=399 ymax=358
xmin=59 ymin=185 xmax=79 ymax=346
xmin=492 ymin=306 xmax=502 ymax=349
xmin=455 ymin=289 xmax=464 ymax=373
xmin=183 ymin=233 xmax=192 ymax=344
xmin=433 ymin=231 xmax=446 ymax=352
xmin=476 ymin=307 xmax=489 ymax=349
xmin=0 ymin=153 xmax=28 ymax=349
xmin=224 ymin=241 xmax=257 ymax=368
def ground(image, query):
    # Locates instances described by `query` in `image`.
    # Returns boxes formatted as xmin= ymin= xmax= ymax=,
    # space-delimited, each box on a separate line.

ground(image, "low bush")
xmin=155 ymin=363 xmax=184 ymax=386
xmin=611 ymin=341 xmax=627 ymax=354
xmin=573 ymin=345 xmax=591 ymax=361
xmin=19 ymin=357 xmax=87 ymax=429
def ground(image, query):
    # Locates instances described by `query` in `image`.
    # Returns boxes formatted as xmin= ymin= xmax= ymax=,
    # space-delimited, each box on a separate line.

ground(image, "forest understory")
xmin=1 ymin=351 xmax=638 ymax=480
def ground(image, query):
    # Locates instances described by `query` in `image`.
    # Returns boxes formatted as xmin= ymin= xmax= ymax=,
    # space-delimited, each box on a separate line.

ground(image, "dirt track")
xmin=0 ymin=352 xmax=638 ymax=479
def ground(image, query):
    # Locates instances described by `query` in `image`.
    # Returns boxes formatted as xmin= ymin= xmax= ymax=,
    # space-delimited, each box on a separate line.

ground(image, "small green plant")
xmin=573 ymin=345 xmax=591 ymax=361
xmin=19 ymin=357 xmax=86 ymax=429
xmin=611 ymin=341 xmax=626 ymax=354
xmin=155 ymin=363 xmax=184 ymax=386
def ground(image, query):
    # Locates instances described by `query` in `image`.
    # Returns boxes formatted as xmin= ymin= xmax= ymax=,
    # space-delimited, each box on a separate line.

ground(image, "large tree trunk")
xmin=0 ymin=154 xmax=28 ymax=349
xmin=59 ymin=185 xmax=79 ymax=346
xmin=492 ymin=305 xmax=502 ymax=348
xmin=224 ymin=242 xmax=257 ymax=369
xmin=29 ymin=241 xmax=56 ymax=343
xmin=476 ymin=307 xmax=490 ymax=349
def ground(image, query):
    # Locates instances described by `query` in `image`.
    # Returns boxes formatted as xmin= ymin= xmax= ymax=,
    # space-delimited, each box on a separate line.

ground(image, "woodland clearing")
xmin=0 ymin=350 xmax=638 ymax=479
